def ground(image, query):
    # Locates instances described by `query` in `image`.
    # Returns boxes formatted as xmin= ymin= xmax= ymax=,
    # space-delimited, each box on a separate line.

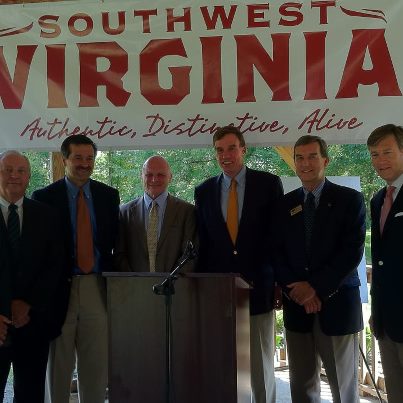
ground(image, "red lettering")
xmin=0 ymin=45 xmax=37 ymax=109
xmin=337 ymin=29 xmax=402 ymax=98
xmin=68 ymin=13 xmax=93 ymax=37
xmin=133 ymin=9 xmax=157 ymax=34
xmin=279 ymin=3 xmax=303 ymax=26
xmin=46 ymin=45 xmax=67 ymax=108
xmin=140 ymin=39 xmax=191 ymax=105
xmin=247 ymin=4 xmax=270 ymax=28
xmin=166 ymin=8 xmax=191 ymax=32
xmin=305 ymin=32 xmax=327 ymax=100
xmin=199 ymin=5 xmax=237 ymax=30
xmin=311 ymin=1 xmax=336 ymax=24
xmin=236 ymin=34 xmax=291 ymax=102
xmin=201 ymin=36 xmax=224 ymax=104
xmin=39 ymin=15 xmax=61 ymax=38
xmin=78 ymin=42 xmax=131 ymax=107
xmin=102 ymin=11 xmax=126 ymax=35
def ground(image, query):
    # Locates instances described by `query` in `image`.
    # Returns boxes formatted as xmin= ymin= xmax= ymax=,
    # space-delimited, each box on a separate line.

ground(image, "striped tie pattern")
xmin=147 ymin=201 xmax=159 ymax=272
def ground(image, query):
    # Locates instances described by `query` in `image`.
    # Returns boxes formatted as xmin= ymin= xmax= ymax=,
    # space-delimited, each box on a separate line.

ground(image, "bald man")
xmin=115 ymin=155 xmax=197 ymax=273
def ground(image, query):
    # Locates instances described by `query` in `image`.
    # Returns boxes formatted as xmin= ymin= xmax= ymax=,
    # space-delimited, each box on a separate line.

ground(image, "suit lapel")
xmin=158 ymin=195 xmax=176 ymax=247
xmin=383 ymin=186 xmax=403 ymax=236
xmin=131 ymin=196 xmax=147 ymax=251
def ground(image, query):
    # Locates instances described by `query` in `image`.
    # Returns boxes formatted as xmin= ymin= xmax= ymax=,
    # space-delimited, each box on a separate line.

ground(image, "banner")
xmin=0 ymin=0 xmax=402 ymax=150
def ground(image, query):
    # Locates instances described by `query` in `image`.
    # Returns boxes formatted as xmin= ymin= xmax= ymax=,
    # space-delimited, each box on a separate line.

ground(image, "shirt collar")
xmin=302 ymin=179 xmax=326 ymax=200
xmin=0 ymin=196 xmax=24 ymax=208
xmin=389 ymin=173 xmax=403 ymax=193
xmin=222 ymin=165 xmax=246 ymax=189
xmin=65 ymin=176 xmax=91 ymax=198
xmin=144 ymin=190 xmax=168 ymax=209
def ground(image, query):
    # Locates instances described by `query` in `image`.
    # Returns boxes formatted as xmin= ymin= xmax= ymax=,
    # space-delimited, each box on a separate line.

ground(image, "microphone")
xmin=182 ymin=240 xmax=197 ymax=261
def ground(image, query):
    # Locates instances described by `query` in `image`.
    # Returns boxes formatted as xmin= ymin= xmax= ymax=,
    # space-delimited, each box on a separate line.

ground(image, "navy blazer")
xmin=32 ymin=178 xmax=120 ymax=336
xmin=0 ymin=198 xmax=63 ymax=339
xmin=276 ymin=179 xmax=365 ymax=335
xmin=371 ymin=186 xmax=403 ymax=342
xmin=194 ymin=167 xmax=284 ymax=315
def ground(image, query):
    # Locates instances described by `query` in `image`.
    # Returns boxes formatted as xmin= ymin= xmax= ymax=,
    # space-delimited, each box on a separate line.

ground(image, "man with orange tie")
xmin=367 ymin=124 xmax=403 ymax=403
xmin=194 ymin=126 xmax=283 ymax=403
xmin=32 ymin=135 xmax=120 ymax=403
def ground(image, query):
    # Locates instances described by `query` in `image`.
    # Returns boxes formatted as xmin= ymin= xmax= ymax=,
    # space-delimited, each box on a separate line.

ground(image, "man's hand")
xmin=11 ymin=300 xmax=31 ymax=328
xmin=303 ymin=295 xmax=322 ymax=314
xmin=0 ymin=315 xmax=12 ymax=345
xmin=287 ymin=281 xmax=316 ymax=305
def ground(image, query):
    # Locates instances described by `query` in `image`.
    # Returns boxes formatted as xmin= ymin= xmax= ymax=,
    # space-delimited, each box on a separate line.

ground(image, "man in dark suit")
xmin=276 ymin=135 xmax=365 ymax=403
xmin=115 ymin=155 xmax=196 ymax=273
xmin=0 ymin=150 xmax=62 ymax=403
xmin=32 ymin=135 xmax=120 ymax=403
xmin=367 ymin=124 xmax=403 ymax=403
xmin=194 ymin=126 xmax=283 ymax=403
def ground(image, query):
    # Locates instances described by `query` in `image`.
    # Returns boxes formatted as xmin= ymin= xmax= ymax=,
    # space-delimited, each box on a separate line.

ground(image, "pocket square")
xmin=394 ymin=212 xmax=403 ymax=217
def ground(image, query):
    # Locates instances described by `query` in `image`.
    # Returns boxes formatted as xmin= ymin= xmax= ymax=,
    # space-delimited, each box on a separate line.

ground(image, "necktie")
xmin=304 ymin=192 xmax=316 ymax=253
xmin=380 ymin=185 xmax=396 ymax=235
xmin=226 ymin=179 xmax=238 ymax=245
xmin=147 ymin=201 xmax=159 ymax=272
xmin=7 ymin=204 xmax=20 ymax=254
xmin=76 ymin=189 xmax=94 ymax=273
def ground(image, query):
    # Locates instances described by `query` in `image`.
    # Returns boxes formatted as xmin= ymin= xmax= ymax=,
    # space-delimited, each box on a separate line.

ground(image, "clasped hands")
xmin=0 ymin=299 xmax=31 ymax=345
xmin=287 ymin=281 xmax=321 ymax=314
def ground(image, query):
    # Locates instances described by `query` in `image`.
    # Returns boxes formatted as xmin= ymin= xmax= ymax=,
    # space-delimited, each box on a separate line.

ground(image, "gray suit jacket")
xmin=115 ymin=194 xmax=197 ymax=272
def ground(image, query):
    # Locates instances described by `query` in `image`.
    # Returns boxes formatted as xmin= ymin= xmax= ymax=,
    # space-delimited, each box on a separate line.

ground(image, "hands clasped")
xmin=287 ymin=281 xmax=322 ymax=314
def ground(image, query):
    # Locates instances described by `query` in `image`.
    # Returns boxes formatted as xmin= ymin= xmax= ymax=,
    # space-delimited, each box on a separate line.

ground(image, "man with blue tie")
xmin=32 ymin=136 xmax=120 ymax=403
xmin=276 ymin=135 xmax=365 ymax=403
xmin=195 ymin=126 xmax=283 ymax=403
xmin=367 ymin=124 xmax=403 ymax=403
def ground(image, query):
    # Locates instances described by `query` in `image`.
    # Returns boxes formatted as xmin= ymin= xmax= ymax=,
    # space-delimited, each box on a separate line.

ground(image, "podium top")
xmin=102 ymin=272 xmax=251 ymax=289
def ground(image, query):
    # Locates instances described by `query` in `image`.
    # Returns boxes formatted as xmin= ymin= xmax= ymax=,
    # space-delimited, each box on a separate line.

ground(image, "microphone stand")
xmin=152 ymin=242 xmax=197 ymax=403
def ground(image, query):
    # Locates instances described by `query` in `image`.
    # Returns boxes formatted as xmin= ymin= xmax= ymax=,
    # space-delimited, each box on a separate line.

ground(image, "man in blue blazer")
xmin=195 ymin=126 xmax=283 ymax=403
xmin=0 ymin=151 xmax=63 ymax=403
xmin=32 ymin=135 xmax=120 ymax=403
xmin=276 ymin=135 xmax=365 ymax=403
xmin=367 ymin=124 xmax=403 ymax=403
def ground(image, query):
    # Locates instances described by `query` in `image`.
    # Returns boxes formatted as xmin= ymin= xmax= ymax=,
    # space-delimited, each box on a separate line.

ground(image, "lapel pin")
xmin=290 ymin=205 xmax=303 ymax=216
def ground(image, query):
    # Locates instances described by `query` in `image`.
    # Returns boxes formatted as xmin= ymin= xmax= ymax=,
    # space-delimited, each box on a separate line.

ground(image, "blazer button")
xmin=305 ymin=267 xmax=309 ymax=271
xmin=233 ymin=250 xmax=238 ymax=255
xmin=378 ymin=261 xmax=383 ymax=266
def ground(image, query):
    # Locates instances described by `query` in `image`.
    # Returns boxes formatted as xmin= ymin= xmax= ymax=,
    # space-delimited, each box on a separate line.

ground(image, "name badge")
xmin=290 ymin=205 xmax=303 ymax=216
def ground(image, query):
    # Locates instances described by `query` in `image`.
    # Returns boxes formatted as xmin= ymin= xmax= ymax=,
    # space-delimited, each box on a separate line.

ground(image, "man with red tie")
xmin=367 ymin=124 xmax=403 ymax=403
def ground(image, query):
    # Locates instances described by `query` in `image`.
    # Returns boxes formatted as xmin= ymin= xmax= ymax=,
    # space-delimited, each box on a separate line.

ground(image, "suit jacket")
xmin=194 ymin=167 xmax=284 ymax=315
xmin=115 ymin=194 xmax=197 ymax=272
xmin=0 ymin=197 xmax=63 ymax=339
xmin=31 ymin=178 xmax=120 ymax=336
xmin=371 ymin=185 xmax=403 ymax=342
xmin=276 ymin=179 xmax=365 ymax=336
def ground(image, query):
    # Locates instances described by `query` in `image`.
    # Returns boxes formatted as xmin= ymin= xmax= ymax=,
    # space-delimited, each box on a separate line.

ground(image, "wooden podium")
xmin=104 ymin=272 xmax=251 ymax=403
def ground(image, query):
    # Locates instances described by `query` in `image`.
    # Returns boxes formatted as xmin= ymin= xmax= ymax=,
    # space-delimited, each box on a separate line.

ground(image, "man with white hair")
xmin=0 ymin=151 xmax=62 ymax=403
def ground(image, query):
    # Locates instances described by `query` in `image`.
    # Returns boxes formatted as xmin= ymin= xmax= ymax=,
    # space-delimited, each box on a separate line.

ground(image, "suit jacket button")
xmin=233 ymin=250 xmax=238 ymax=255
xmin=378 ymin=260 xmax=383 ymax=266
xmin=305 ymin=267 xmax=309 ymax=271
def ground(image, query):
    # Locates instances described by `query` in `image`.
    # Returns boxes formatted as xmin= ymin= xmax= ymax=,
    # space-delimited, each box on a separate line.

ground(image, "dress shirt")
xmin=143 ymin=190 xmax=168 ymax=239
xmin=220 ymin=165 xmax=246 ymax=222
xmin=388 ymin=173 xmax=403 ymax=201
xmin=302 ymin=180 xmax=326 ymax=208
xmin=65 ymin=177 xmax=100 ymax=274
xmin=0 ymin=196 xmax=23 ymax=230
